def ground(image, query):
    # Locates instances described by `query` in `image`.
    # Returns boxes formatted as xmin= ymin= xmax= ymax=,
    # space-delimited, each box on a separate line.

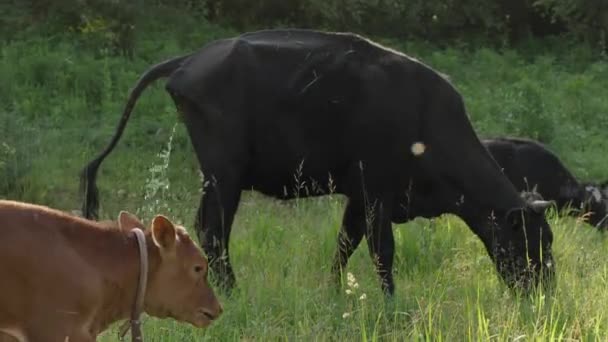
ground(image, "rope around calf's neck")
xmin=118 ymin=228 xmax=149 ymax=342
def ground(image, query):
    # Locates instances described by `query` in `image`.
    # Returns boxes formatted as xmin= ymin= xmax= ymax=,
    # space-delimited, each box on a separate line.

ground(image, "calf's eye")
xmin=194 ymin=265 xmax=203 ymax=273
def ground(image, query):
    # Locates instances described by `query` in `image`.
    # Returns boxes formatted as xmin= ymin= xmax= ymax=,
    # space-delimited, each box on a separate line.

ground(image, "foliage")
xmin=534 ymin=0 xmax=608 ymax=50
xmin=0 ymin=141 xmax=17 ymax=196
xmin=1 ymin=0 xmax=138 ymax=57
xmin=3 ymin=0 xmax=607 ymax=50
xmin=198 ymin=0 xmax=512 ymax=44
xmin=302 ymin=0 xmax=508 ymax=40
xmin=178 ymin=0 xmax=603 ymax=49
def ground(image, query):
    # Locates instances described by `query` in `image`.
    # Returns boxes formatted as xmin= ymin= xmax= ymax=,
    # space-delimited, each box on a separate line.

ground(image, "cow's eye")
xmin=194 ymin=265 xmax=203 ymax=273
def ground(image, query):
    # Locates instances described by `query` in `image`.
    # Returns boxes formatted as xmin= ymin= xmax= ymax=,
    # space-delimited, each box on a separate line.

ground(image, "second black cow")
xmin=483 ymin=137 xmax=608 ymax=229
xmin=80 ymin=29 xmax=555 ymax=296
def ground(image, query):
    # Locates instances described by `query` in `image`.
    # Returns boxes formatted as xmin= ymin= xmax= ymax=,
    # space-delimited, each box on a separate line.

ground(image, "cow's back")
xmin=166 ymin=29 xmax=434 ymax=198
xmin=483 ymin=137 xmax=580 ymax=200
xmin=0 ymin=201 xmax=102 ymax=335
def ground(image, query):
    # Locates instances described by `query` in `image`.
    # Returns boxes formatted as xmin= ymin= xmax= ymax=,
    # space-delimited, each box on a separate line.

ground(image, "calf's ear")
xmin=118 ymin=211 xmax=145 ymax=232
xmin=151 ymin=215 xmax=177 ymax=251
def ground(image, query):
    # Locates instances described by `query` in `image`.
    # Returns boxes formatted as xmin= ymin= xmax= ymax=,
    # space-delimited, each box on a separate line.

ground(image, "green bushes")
xmin=4 ymin=0 xmax=606 ymax=50
xmin=0 ymin=141 xmax=17 ymax=196
xmin=203 ymin=0 xmax=511 ymax=42
xmin=0 ymin=113 xmax=32 ymax=198
xmin=200 ymin=0 xmax=607 ymax=50
xmin=535 ymin=0 xmax=608 ymax=49
xmin=1 ymin=0 xmax=137 ymax=57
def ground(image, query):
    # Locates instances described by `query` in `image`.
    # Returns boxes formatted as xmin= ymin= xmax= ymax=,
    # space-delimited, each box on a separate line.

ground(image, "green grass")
xmin=90 ymin=137 xmax=608 ymax=340
xmin=2 ymin=14 xmax=608 ymax=341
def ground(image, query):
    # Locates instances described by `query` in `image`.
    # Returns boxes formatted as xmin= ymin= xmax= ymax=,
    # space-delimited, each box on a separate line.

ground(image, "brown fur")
xmin=0 ymin=200 xmax=222 ymax=341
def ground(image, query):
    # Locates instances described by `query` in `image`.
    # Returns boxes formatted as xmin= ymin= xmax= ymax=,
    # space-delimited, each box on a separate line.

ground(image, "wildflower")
xmin=342 ymin=312 xmax=351 ymax=319
xmin=359 ymin=293 xmax=367 ymax=301
xmin=347 ymin=272 xmax=356 ymax=285
xmin=345 ymin=289 xmax=353 ymax=295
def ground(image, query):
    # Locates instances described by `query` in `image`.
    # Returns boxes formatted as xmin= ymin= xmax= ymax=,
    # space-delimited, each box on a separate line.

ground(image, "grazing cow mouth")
xmin=192 ymin=308 xmax=217 ymax=327
xmin=491 ymin=243 xmax=555 ymax=293
xmin=497 ymin=255 xmax=555 ymax=293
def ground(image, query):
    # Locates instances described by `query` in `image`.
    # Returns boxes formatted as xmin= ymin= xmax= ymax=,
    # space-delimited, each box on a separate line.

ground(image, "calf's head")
xmin=119 ymin=212 xmax=223 ymax=328
xmin=487 ymin=200 xmax=555 ymax=293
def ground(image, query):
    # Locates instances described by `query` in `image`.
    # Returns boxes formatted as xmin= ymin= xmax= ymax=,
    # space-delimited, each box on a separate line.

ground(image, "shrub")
xmin=534 ymin=0 xmax=608 ymax=51
xmin=205 ymin=0 xmax=510 ymax=42
xmin=0 ymin=141 xmax=17 ymax=195
xmin=3 ymin=0 xmax=137 ymax=57
xmin=6 ymin=0 xmax=607 ymax=51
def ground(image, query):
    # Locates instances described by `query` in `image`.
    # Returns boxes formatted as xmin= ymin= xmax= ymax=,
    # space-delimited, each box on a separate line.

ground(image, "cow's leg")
xmin=195 ymin=174 xmax=241 ymax=294
xmin=342 ymin=161 xmax=397 ymax=296
xmin=173 ymin=96 xmax=246 ymax=294
xmin=364 ymin=199 xmax=396 ymax=296
xmin=331 ymin=199 xmax=366 ymax=287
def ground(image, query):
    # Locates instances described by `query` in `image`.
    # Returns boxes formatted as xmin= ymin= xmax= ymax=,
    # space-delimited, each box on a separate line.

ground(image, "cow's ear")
xmin=118 ymin=211 xmax=144 ymax=232
xmin=151 ymin=215 xmax=177 ymax=251
xmin=505 ymin=207 xmax=525 ymax=230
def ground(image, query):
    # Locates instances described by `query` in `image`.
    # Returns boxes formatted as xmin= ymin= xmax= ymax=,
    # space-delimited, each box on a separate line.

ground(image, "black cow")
xmin=80 ymin=29 xmax=555 ymax=296
xmin=483 ymin=137 xmax=608 ymax=229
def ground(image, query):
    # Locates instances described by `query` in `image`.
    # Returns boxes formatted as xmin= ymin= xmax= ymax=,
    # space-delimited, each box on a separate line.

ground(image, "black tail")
xmin=80 ymin=54 xmax=191 ymax=220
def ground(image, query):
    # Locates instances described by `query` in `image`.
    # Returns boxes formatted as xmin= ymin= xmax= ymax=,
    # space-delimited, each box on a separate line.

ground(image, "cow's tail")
xmin=80 ymin=54 xmax=191 ymax=220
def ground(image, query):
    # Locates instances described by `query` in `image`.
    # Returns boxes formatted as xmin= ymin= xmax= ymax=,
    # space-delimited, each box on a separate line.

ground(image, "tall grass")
xmin=91 ymin=135 xmax=608 ymax=340
xmin=2 ymin=16 xmax=608 ymax=341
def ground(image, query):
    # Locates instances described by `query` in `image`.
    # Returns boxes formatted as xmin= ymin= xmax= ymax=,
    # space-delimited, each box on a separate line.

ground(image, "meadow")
xmin=2 ymin=11 xmax=608 ymax=341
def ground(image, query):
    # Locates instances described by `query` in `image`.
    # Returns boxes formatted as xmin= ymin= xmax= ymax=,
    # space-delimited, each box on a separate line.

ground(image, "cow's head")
xmin=601 ymin=181 xmax=608 ymax=198
xmin=603 ymin=181 xmax=608 ymax=225
xmin=519 ymin=189 xmax=544 ymax=202
xmin=118 ymin=212 xmax=223 ymax=328
xmin=582 ymin=184 xmax=608 ymax=229
xmin=489 ymin=200 xmax=555 ymax=293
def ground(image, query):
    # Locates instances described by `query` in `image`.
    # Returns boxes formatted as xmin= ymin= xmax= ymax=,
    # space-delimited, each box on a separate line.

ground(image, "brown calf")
xmin=0 ymin=200 xmax=222 ymax=341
